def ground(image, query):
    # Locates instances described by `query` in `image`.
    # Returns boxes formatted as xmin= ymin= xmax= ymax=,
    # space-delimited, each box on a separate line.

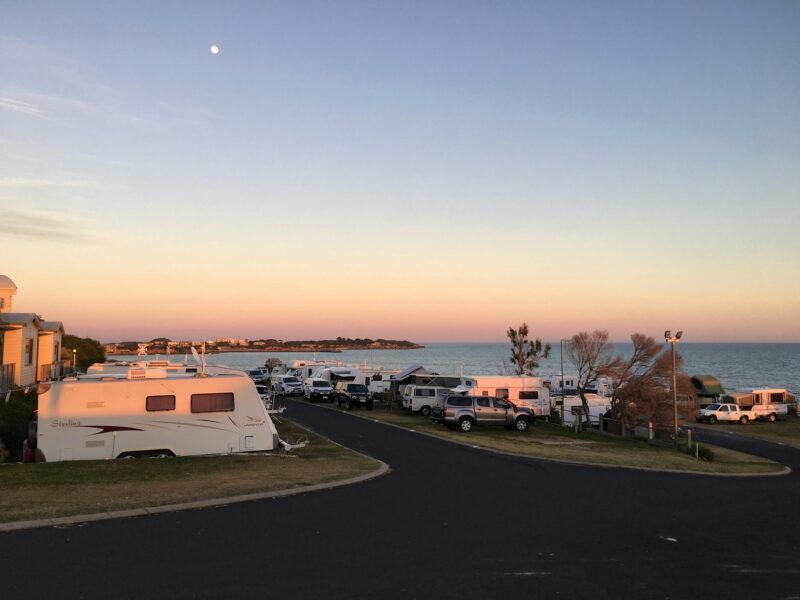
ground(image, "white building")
xmin=0 ymin=275 xmax=65 ymax=391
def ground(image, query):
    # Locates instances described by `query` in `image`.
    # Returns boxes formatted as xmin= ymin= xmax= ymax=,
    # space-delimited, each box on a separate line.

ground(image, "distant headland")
xmin=104 ymin=337 xmax=424 ymax=355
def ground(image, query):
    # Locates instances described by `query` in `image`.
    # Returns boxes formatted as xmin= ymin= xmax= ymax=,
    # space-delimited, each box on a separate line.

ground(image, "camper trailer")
xmin=31 ymin=370 xmax=279 ymax=462
xmin=721 ymin=389 xmax=791 ymax=421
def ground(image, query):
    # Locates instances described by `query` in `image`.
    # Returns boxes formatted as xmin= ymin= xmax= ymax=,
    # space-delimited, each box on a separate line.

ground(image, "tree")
xmin=61 ymin=334 xmax=105 ymax=371
xmin=566 ymin=330 xmax=614 ymax=422
xmin=608 ymin=335 xmax=695 ymax=427
xmin=507 ymin=323 xmax=551 ymax=376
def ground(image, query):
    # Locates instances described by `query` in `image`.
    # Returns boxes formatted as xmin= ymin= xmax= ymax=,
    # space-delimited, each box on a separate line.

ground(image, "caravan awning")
xmin=690 ymin=374 xmax=725 ymax=396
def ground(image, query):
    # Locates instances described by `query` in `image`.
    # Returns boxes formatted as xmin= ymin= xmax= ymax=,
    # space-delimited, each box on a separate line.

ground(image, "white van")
xmin=270 ymin=373 xmax=303 ymax=395
xmin=32 ymin=370 xmax=279 ymax=462
xmin=402 ymin=384 xmax=453 ymax=416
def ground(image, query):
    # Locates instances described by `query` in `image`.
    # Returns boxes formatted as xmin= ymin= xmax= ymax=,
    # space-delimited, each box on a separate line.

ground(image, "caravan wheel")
xmin=769 ymin=413 xmax=777 ymax=422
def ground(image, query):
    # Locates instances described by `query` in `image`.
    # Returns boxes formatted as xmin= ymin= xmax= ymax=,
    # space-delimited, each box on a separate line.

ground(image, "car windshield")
xmin=707 ymin=404 xmax=720 ymax=410
xmin=284 ymin=377 xmax=300 ymax=384
xmin=313 ymin=381 xmax=330 ymax=388
xmin=348 ymin=384 xmax=368 ymax=393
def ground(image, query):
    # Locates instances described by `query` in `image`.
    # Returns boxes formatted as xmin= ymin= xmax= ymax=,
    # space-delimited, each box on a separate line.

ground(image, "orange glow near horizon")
xmin=7 ymin=253 xmax=799 ymax=343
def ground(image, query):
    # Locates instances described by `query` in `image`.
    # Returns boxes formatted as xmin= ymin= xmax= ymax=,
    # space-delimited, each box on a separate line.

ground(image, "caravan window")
xmin=191 ymin=393 xmax=235 ymax=413
xmin=770 ymin=392 xmax=785 ymax=403
xmin=415 ymin=388 xmax=436 ymax=397
xmin=146 ymin=395 xmax=176 ymax=412
xmin=519 ymin=391 xmax=539 ymax=400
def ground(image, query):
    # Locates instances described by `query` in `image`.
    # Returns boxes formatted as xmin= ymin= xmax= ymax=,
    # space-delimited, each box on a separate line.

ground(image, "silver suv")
xmin=432 ymin=395 xmax=534 ymax=432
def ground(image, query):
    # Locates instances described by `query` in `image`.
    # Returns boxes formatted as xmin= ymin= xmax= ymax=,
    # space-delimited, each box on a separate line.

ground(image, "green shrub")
xmin=688 ymin=444 xmax=715 ymax=462
xmin=0 ymin=390 xmax=37 ymax=461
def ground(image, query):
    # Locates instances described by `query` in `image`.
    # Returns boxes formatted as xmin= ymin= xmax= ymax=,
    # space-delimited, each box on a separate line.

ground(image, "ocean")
xmin=110 ymin=342 xmax=800 ymax=395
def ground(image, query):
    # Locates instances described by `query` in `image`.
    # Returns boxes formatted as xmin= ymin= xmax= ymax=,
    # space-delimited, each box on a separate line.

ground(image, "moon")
xmin=210 ymin=45 xmax=220 ymax=55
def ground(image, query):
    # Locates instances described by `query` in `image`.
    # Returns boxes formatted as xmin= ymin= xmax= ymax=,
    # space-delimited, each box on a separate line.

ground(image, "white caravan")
xmin=311 ymin=366 xmax=360 ymax=386
xmin=286 ymin=360 xmax=342 ymax=381
xmin=560 ymin=395 xmax=612 ymax=427
xmin=32 ymin=370 xmax=279 ymax=462
xmin=452 ymin=376 xmax=551 ymax=416
xmin=87 ymin=360 xmax=244 ymax=378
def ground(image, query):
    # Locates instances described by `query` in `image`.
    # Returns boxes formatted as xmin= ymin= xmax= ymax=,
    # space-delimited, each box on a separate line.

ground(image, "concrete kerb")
xmin=304 ymin=398 xmax=792 ymax=478
xmin=0 ymin=448 xmax=389 ymax=534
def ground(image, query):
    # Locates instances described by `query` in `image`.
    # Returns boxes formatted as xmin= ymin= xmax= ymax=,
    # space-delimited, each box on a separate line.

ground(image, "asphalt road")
xmin=1 ymin=399 xmax=799 ymax=600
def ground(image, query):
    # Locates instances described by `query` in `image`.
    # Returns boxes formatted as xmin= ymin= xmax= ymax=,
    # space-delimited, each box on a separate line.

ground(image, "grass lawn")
xmin=309 ymin=399 xmax=784 ymax=475
xmin=0 ymin=418 xmax=379 ymax=524
xmin=692 ymin=414 xmax=800 ymax=449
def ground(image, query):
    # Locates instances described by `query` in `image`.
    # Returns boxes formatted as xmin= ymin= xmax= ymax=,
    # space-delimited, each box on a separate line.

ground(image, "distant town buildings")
xmin=0 ymin=275 xmax=66 ymax=392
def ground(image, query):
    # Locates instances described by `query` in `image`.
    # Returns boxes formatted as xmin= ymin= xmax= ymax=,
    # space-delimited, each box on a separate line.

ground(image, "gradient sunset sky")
xmin=1 ymin=1 xmax=798 ymax=343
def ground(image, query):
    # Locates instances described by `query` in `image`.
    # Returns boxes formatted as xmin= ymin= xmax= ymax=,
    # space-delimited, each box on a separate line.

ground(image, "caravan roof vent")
xmin=128 ymin=368 xmax=168 ymax=380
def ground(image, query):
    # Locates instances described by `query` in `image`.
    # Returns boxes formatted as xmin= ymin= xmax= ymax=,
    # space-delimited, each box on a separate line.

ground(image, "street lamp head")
xmin=676 ymin=331 xmax=683 ymax=340
xmin=664 ymin=330 xmax=671 ymax=341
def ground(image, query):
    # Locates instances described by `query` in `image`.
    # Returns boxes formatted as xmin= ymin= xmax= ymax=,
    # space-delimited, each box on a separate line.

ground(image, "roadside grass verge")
xmin=692 ymin=415 xmax=800 ymax=449
xmin=309 ymin=400 xmax=783 ymax=475
xmin=0 ymin=418 xmax=378 ymax=524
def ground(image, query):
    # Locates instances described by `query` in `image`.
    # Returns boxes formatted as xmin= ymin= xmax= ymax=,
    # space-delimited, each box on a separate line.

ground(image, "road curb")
xmin=0 ymin=451 xmax=389 ymax=534
xmin=304 ymin=399 xmax=792 ymax=478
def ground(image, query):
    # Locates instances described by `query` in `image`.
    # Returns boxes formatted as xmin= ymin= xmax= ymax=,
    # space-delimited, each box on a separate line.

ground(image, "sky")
xmin=1 ymin=1 xmax=798 ymax=343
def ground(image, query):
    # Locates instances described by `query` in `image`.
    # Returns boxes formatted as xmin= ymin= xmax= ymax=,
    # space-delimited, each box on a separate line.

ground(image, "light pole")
xmin=560 ymin=338 xmax=570 ymax=424
xmin=72 ymin=348 xmax=77 ymax=374
xmin=664 ymin=330 xmax=683 ymax=445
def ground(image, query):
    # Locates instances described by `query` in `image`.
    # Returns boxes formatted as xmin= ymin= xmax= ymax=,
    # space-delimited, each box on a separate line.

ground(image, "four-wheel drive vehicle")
xmin=270 ymin=374 xmax=303 ymax=396
xmin=431 ymin=395 xmax=534 ymax=432
xmin=334 ymin=382 xmax=373 ymax=410
xmin=695 ymin=403 xmax=757 ymax=424
xmin=303 ymin=378 xmax=334 ymax=401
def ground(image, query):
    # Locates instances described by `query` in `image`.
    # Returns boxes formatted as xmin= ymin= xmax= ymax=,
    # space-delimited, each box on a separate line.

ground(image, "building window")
xmin=191 ymin=392 xmax=235 ymax=413
xmin=25 ymin=339 xmax=33 ymax=366
xmin=146 ymin=395 xmax=176 ymax=412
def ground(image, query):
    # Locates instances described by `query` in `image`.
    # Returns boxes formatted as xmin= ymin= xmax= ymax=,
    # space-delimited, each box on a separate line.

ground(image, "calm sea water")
xmin=112 ymin=342 xmax=800 ymax=395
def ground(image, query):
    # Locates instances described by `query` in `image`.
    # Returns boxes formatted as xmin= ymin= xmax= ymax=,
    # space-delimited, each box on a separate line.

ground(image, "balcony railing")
xmin=1 ymin=363 xmax=14 ymax=394
xmin=40 ymin=362 xmax=58 ymax=382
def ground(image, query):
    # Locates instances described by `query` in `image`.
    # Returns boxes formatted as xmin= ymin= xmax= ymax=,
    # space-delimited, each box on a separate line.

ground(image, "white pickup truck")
xmin=695 ymin=403 xmax=758 ymax=425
